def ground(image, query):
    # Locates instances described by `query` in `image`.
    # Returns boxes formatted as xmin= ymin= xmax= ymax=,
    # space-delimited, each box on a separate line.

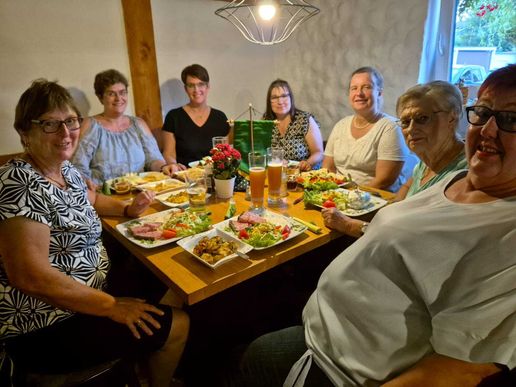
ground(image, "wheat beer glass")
xmin=267 ymin=147 xmax=284 ymax=206
xmin=248 ymin=152 xmax=267 ymax=212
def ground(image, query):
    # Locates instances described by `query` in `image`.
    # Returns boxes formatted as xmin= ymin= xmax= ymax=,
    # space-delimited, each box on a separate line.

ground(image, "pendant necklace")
xmin=26 ymin=155 xmax=67 ymax=189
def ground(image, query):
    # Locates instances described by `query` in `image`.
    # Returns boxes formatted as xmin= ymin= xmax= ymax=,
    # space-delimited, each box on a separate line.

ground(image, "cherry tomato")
xmin=322 ymin=200 xmax=336 ymax=208
xmin=281 ymin=225 xmax=291 ymax=235
xmin=162 ymin=229 xmax=177 ymax=239
xmin=239 ymin=229 xmax=249 ymax=239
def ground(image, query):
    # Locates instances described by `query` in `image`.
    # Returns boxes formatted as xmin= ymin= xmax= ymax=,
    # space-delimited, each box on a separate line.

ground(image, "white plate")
xmin=188 ymin=161 xmax=200 ymax=168
xmin=214 ymin=210 xmax=307 ymax=250
xmin=177 ymin=228 xmax=253 ymax=269
xmin=116 ymin=208 xmax=211 ymax=248
xmin=135 ymin=178 xmax=186 ymax=194
xmin=155 ymin=190 xmax=211 ymax=208
xmin=105 ymin=172 xmax=169 ymax=190
xmin=308 ymin=188 xmax=388 ymax=217
xmin=173 ymin=168 xmax=205 ymax=182
xmin=116 ymin=208 xmax=183 ymax=248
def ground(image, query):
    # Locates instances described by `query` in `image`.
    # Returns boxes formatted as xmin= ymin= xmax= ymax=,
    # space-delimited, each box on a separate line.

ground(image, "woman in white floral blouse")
xmin=0 ymin=79 xmax=188 ymax=387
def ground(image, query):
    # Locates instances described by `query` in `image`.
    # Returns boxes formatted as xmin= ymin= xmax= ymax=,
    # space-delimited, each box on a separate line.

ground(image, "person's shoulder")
xmin=332 ymin=115 xmax=353 ymax=129
xmin=210 ymin=107 xmax=228 ymax=118
xmin=164 ymin=107 xmax=184 ymax=118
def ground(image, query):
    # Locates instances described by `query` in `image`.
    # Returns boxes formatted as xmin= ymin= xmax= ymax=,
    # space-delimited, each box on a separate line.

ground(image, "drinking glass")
xmin=267 ymin=147 xmax=284 ymax=206
xmin=212 ymin=136 xmax=229 ymax=148
xmin=248 ymin=152 xmax=267 ymax=212
xmin=186 ymin=169 xmax=207 ymax=211
xmin=287 ymin=163 xmax=301 ymax=191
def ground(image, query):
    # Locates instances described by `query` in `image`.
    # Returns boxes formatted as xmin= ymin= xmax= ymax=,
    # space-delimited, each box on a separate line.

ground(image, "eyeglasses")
xmin=31 ymin=117 xmax=83 ymax=134
xmin=104 ymin=89 xmax=128 ymax=98
xmin=396 ymin=111 xmax=446 ymax=129
xmin=466 ymin=106 xmax=516 ymax=133
xmin=270 ymin=93 xmax=290 ymax=102
xmin=185 ymin=82 xmax=208 ymax=90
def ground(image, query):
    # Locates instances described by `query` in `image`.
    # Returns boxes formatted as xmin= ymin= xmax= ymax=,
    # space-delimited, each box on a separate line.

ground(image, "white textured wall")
xmin=0 ymin=0 xmax=131 ymax=154
xmin=0 ymin=0 xmax=428 ymax=154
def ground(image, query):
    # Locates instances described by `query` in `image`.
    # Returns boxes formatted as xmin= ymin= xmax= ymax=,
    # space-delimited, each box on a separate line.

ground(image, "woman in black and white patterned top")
xmin=0 ymin=79 xmax=188 ymax=385
xmin=264 ymin=79 xmax=324 ymax=171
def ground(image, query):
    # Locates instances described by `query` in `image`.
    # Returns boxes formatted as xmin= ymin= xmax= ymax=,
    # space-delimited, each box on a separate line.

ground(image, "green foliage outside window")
xmin=455 ymin=0 xmax=515 ymax=52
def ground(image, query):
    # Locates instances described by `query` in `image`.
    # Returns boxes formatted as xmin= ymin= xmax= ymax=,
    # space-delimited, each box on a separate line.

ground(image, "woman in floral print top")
xmin=264 ymin=79 xmax=324 ymax=171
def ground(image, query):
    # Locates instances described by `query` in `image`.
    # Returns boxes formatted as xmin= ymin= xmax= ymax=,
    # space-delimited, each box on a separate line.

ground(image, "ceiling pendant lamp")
xmin=215 ymin=0 xmax=320 ymax=46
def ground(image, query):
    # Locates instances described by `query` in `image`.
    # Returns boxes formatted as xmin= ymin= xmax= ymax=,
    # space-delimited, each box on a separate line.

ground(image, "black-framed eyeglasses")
xmin=185 ymin=82 xmax=208 ymax=90
xmin=466 ymin=106 xmax=516 ymax=133
xmin=31 ymin=117 xmax=83 ymax=134
xmin=270 ymin=93 xmax=290 ymax=102
xmin=396 ymin=111 xmax=446 ymax=129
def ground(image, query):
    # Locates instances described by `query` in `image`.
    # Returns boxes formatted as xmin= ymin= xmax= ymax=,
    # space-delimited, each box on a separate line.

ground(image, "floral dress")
xmin=0 ymin=159 xmax=110 ymax=339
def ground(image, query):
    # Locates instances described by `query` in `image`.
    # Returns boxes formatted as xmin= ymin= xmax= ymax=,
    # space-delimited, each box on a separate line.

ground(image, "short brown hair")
xmin=14 ymin=78 xmax=81 ymax=135
xmin=94 ymin=69 xmax=129 ymax=99
xmin=349 ymin=66 xmax=384 ymax=90
xmin=181 ymin=64 xmax=210 ymax=84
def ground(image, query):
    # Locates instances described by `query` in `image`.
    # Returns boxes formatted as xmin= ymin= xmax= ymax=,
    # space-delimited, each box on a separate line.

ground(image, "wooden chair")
xmin=0 ymin=152 xmax=22 ymax=165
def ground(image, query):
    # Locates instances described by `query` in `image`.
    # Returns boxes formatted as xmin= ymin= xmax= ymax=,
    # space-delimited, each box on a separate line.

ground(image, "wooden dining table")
xmin=101 ymin=186 xmax=395 ymax=306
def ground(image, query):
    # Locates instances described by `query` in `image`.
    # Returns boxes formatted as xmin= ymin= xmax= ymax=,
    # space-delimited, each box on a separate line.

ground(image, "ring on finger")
xmin=136 ymin=320 xmax=143 ymax=325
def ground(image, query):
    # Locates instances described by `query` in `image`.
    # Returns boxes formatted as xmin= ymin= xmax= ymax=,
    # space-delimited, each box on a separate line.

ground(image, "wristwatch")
xmin=360 ymin=222 xmax=369 ymax=236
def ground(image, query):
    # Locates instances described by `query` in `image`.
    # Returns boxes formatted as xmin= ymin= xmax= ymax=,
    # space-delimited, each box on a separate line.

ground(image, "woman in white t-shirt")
xmin=323 ymin=67 xmax=412 ymax=192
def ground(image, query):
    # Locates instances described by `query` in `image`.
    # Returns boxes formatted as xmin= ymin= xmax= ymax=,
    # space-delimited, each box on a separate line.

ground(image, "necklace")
xmin=353 ymin=113 xmax=383 ymax=129
xmin=26 ymin=154 xmax=67 ymax=189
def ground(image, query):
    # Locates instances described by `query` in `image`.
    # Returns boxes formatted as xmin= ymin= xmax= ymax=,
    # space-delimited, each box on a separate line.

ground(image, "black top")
xmin=162 ymin=107 xmax=230 ymax=165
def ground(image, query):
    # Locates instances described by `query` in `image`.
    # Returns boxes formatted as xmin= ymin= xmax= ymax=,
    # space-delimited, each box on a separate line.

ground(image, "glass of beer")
xmin=212 ymin=136 xmax=228 ymax=148
xmin=186 ymin=170 xmax=207 ymax=211
xmin=267 ymin=147 xmax=284 ymax=206
xmin=248 ymin=152 xmax=267 ymax=212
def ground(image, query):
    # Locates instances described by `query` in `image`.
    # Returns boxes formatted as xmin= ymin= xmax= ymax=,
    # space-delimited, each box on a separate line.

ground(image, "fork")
xmin=347 ymin=173 xmax=358 ymax=190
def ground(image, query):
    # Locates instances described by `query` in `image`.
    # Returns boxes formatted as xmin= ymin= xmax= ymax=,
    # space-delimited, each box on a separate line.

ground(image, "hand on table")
xmin=108 ymin=297 xmax=165 ymax=339
xmin=298 ymin=160 xmax=312 ymax=172
xmin=161 ymin=163 xmax=187 ymax=176
xmin=321 ymin=207 xmax=356 ymax=235
xmin=127 ymin=190 xmax=155 ymax=217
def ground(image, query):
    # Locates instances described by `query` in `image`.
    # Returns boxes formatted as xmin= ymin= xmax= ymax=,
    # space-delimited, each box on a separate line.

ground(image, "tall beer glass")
xmin=248 ymin=152 xmax=266 ymax=212
xmin=267 ymin=147 xmax=284 ymax=206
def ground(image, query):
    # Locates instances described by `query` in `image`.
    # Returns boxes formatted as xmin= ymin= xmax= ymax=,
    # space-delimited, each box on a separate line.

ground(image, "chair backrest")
xmin=0 ymin=152 xmax=23 ymax=166
xmin=232 ymin=120 xmax=275 ymax=173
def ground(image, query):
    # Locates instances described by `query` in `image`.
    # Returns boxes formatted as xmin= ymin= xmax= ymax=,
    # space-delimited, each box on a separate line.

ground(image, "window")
xmin=419 ymin=0 xmax=515 ymax=86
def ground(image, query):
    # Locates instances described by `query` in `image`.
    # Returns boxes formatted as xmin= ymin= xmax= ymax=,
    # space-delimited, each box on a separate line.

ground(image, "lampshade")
xmin=215 ymin=0 xmax=320 ymax=46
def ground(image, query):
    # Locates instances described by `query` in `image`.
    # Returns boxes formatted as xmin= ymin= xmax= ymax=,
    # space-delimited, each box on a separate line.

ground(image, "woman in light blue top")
xmin=72 ymin=69 xmax=174 ymax=188
xmin=322 ymin=81 xmax=466 ymax=237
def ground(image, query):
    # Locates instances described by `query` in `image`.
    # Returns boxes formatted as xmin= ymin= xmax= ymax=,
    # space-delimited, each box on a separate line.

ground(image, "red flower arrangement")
xmin=209 ymin=143 xmax=241 ymax=180
xmin=476 ymin=3 xmax=498 ymax=17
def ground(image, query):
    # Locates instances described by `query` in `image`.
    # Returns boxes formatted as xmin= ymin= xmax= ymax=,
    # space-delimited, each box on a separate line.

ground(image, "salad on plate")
xmin=303 ymin=188 xmax=387 ymax=216
xmin=116 ymin=208 xmax=211 ymax=248
xmin=296 ymin=169 xmax=348 ymax=190
xmin=216 ymin=210 xmax=306 ymax=249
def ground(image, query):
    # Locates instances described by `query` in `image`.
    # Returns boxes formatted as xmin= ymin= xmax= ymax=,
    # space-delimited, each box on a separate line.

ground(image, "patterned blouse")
xmin=0 ymin=159 xmax=110 ymax=339
xmin=271 ymin=110 xmax=321 ymax=169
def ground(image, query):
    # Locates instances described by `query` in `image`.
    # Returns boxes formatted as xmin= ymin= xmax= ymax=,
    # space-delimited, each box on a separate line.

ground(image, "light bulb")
xmin=258 ymin=4 xmax=276 ymax=21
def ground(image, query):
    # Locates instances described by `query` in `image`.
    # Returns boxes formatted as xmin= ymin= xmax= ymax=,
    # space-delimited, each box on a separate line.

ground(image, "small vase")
xmin=214 ymin=177 xmax=236 ymax=199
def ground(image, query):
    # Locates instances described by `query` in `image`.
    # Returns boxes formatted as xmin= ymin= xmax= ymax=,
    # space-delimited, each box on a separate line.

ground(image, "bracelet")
xmin=360 ymin=222 xmax=369 ymax=236
xmin=123 ymin=204 xmax=131 ymax=218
